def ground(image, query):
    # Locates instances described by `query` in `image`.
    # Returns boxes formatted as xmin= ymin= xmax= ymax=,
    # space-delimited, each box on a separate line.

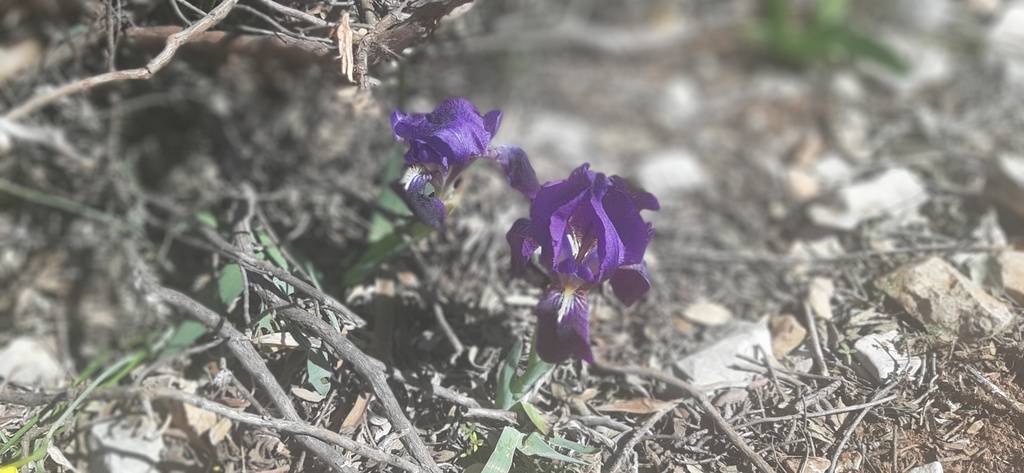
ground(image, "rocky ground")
xmin=3 ymin=0 xmax=1024 ymax=472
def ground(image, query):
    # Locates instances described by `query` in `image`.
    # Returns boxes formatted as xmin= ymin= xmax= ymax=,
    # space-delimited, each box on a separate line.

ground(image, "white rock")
xmin=654 ymin=76 xmax=700 ymax=129
xmin=0 ymin=337 xmax=67 ymax=388
xmin=807 ymin=277 xmax=835 ymax=320
xmin=876 ymin=257 xmax=1015 ymax=339
xmin=676 ymin=320 xmax=773 ymax=387
xmin=908 ymin=462 xmax=943 ymax=473
xmin=637 ymin=149 xmax=707 ymax=195
xmin=952 ymin=210 xmax=1006 ymax=287
xmin=998 ymin=251 xmax=1024 ymax=305
xmin=987 ymin=154 xmax=1024 ymax=218
xmin=808 ymin=168 xmax=928 ymax=230
xmin=865 ymin=33 xmax=953 ymax=97
xmin=814 ymin=154 xmax=854 ymax=188
xmin=682 ymin=301 xmax=733 ymax=326
xmin=89 ymin=417 xmax=164 ymax=473
xmin=854 ymin=331 xmax=923 ymax=383
xmin=989 ymin=2 xmax=1024 ymax=84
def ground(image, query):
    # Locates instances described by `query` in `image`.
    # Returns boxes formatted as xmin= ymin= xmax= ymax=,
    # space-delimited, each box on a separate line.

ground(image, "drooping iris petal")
xmin=535 ymin=287 xmax=594 ymax=363
xmin=610 ymin=263 xmax=652 ymax=307
xmin=610 ymin=176 xmax=661 ymax=212
xmin=506 ymin=218 xmax=538 ymax=276
xmin=602 ymin=182 xmax=654 ymax=264
xmin=390 ymin=176 xmax=445 ymax=230
xmin=391 ymin=97 xmax=496 ymax=171
xmin=483 ymin=110 xmax=502 ymax=137
xmin=490 ymin=145 xmax=540 ymax=199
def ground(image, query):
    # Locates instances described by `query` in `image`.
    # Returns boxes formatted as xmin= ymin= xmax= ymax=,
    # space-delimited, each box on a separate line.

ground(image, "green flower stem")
xmin=510 ymin=337 xmax=554 ymax=402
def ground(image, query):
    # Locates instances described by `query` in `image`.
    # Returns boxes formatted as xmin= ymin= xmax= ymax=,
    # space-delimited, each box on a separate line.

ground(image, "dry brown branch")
xmin=3 ymin=0 xmax=239 ymax=121
xmin=255 ymin=287 xmax=442 ymax=473
xmin=736 ymin=394 xmax=899 ymax=429
xmin=0 ymin=387 xmax=423 ymax=472
xmin=825 ymin=383 xmax=898 ymax=473
xmin=354 ymin=0 xmax=473 ymax=87
xmin=123 ymin=26 xmax=333 ymax=59
xmin=593 ymin=362 xmax=775 ymax=473
xmin=252 ymin=0 xmax=330 ymax=27
xmin=199 ymin=226 xmax=367 ymax=328
xmin=964 ymin=365 xmax=1024 ymax=418
xmin=602 ymin=401 xmax=678 ymax=473
xmin=128 ymin=252 xmax=357 ymax=473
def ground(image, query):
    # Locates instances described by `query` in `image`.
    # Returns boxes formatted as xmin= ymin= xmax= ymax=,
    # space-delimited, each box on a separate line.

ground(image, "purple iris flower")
xmin=391 ymin=97 xmax=539 ymax=229
xmin=507 ymin=164 xmax=659 ymax=363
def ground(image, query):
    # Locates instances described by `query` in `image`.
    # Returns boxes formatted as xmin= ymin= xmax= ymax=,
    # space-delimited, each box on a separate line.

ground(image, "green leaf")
xmin=510 ymin=341 xmax=553 ymax=400
xmin=546 ymin=436 xmax=599 ymax=455
xmin=517 ymin=433 xmax=586 ymax=464
xmin=306 ymin=349 xmax=333 ymax=396
xmin=257 ymin=231 xmax=289 ymax=271
xmin=341 ymin=222 xmax=433 ymax=288
xmin=481 ymin=427 xmax=525 ymax=473
xmin=195 ymin=211 xmax=218 ymax=229
xmin=368 ymin=155 xmax=411 ymax=243
xmin=516 ymin=401 xmax=549 ymax=435
xmin=158 ymin=320 xmax=207 ymax=358
xmin=217 ymin=263 xmax=244 ymax=307
xmin=496 ymin=339 xmax=523 ymax=410
xmin=816 ymin=0 xmax=848 ymax=27
xmin=833 ymin=27 xmax=907 ymax=73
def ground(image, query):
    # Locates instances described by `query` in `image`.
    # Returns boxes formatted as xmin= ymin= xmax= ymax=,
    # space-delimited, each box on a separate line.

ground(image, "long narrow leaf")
xmin=481 ymin=427 xmax=525 ymax=473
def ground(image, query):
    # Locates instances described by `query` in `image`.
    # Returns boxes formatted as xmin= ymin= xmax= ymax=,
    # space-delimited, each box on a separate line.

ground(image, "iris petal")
xmin=390 ymin=179 xmax=446 ymax=230
xmin=483 ymin=110 xmax=502 ymax=137
xmin=602 ymin=184 xmax=653 ymax=264
xmin=391 ymin=97 xmax=496 ymax=171
xmin=610 ymin=263 xmax=652 ymax=307
xmin=490 ymin=145 xmax=540 ymax=199
xmin=506 ymin=218 xmax=538 ymax=276
xmin=535 ymin=287 xmax=594 ymax=363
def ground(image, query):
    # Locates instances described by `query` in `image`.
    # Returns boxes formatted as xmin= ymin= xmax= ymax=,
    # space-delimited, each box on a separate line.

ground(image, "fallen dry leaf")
xmin=208 ymin=418 xmax=232 ymax=446
xmin=182 ymin=403 xmax=218 ymax=435
xmin=770 ymin=314 xmax=807 ymax=358
xmin=596 ymin=398 xmax=677 ymax=414
xmin=807 ymin=277 xmax=834 ymax=320
xmin=341 ymin=394 xmax=370 ymax=429
xmin=682 ymin=301 xmax=733 ymax=326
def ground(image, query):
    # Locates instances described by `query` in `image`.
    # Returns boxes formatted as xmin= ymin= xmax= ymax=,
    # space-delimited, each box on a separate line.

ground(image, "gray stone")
xmin=89 ymin=417 xmax=164 ymax=473
xmin=676 ymin=320 xmax=772 ymax=387
xmin=989 ymin=2 xmax=1024 ymax=84
xmin=854 ymin=331 xmax=923 ymax=383
xmin=908 ymin=462 xmax=943 ymax=473
xmin=809 ymin=168 xmax=927 ymax=230
xmin=987 ymin=154 xmax=1024 ymax=219
xmin=637 ymin=149 xmax=707 ymax=196
xmin=876 ymin=257 xmax=1015 ymax=340
xmin=0 ymin=337 xmax=67 ymax=388
xmin=654 ymin=76 xmax=700 ymax=129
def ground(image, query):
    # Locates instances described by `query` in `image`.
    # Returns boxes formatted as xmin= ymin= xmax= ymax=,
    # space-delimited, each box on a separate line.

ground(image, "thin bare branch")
xmin=3 ymin=0 xmax=239 ymax=121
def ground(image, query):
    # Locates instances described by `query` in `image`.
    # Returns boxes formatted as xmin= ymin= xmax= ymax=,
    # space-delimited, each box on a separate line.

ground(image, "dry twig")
xmin=0 ymin=387 xmax=424 ymax=472
xmin=602 ymin=401 xmax=677 ymax=473
xmin=3 ymin=0 xmax=240 ymax=121
xmin=130 ymin=251 xmax=358 ymax=473
xmin=594 ymin=362 xmax=775 ymax=473
xmin=256 ymin=287 xmax=442 ymax=473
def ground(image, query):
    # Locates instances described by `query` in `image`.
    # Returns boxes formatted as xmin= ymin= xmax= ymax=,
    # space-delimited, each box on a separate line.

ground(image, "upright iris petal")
xmin=391 ymin=97 xmax=496 ymax=171
xmin=506 ymin=163 xmax=659 ymax=363
xmin=390 ymin=98 xmax=538 ymax=229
